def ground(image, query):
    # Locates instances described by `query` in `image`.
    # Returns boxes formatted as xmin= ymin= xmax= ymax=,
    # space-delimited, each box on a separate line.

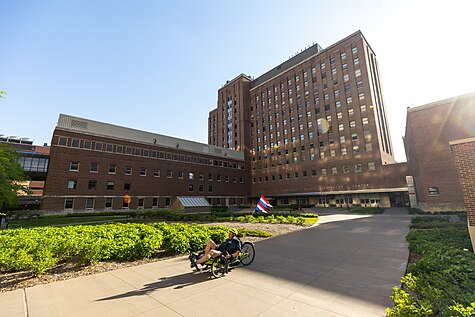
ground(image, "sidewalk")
xmin=1 ymin=210 xmax=411 ymax=317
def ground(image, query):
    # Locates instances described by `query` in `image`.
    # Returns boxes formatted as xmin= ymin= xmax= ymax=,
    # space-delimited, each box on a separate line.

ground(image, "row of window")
xmin=69 ymin=161 xmax=244 ymax=183
xmin=252 ymin=162 xmax=376 ymax=183
xmin=67 ymin=178 xmax=218 ymax=193
xmin=64 ymin=196 xmax=170 ymax=210
xmin=18 ymin=156 xmax=49 ymax=173
xmin=57 ymin=136 xmax=245 ymax=170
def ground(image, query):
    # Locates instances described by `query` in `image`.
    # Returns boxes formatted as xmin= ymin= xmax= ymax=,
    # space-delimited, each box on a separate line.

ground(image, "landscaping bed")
xmin=0 ymin=221 xmax=307 ymax=292
xmin=387 ymin=215 xmax=475 ymax=316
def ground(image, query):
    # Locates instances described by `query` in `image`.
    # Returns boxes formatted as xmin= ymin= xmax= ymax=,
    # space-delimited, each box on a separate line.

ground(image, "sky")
xmin=1 ymin=0 xmax=474 ymax=162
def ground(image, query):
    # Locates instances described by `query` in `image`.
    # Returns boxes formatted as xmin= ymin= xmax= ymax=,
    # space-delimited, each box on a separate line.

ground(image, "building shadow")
xmin=96 ymin=270 xmax=211 ymax=301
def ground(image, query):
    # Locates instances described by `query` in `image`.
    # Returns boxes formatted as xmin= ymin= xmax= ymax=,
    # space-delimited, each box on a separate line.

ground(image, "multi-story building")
xmin=404 ymin=91 xmax=475 ymax=212
xmin=42 ymin=114 xmax=248 ymax=211
xmin=209 ymin=30 xmax=408 ymax=207
xmin=0 ymin=135 xmax=50 ymax=209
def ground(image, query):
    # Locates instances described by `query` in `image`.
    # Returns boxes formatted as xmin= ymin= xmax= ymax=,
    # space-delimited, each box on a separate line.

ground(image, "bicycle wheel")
xmin=240 ymin=242 xmax=255 ymax=266
xmin=211 ymin=256 xmax=228 ymax=278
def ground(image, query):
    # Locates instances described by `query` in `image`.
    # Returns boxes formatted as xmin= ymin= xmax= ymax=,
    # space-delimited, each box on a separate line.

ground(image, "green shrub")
xmin=388 ymin=216 xmax=475 ymax=315
xmin=350 ymin=207 xmax=384 ymax=214
xmin=237 ymin=228 xmax=272 ymax=238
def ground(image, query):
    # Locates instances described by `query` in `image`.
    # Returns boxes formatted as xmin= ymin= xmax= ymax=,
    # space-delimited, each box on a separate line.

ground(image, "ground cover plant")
xmin=8 ymin=209 xmax=317 ymax=228
xmin=0 ymin=222 xmax=271 ymax=274
xmin=387 ymin=215 xmax=475 ymax=316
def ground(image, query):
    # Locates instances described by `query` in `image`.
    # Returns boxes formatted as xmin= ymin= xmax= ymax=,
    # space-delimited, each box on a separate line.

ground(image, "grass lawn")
xmin=8 ymin=216 xmax=129 ymax=228
xmin=350 ymin=207 xmax=384 ymax=214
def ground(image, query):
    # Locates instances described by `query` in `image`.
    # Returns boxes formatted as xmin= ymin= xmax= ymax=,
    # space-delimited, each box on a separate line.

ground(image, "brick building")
xmin=42 ymin=114 xmax=248 ymax=211
xmin=404 ymin=91 xmax=475 ymax=212
xmin=450 ymin=137 xmax=475 ymax=250
xmin=0 ymin=136 xmax=50 ymax=209
xmin=209 ymin=30 xmax=409 ymax=207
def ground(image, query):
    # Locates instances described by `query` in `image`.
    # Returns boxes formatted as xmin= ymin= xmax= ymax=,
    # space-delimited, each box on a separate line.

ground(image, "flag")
xmin=255 ymin=195 xmax=273 ymax=213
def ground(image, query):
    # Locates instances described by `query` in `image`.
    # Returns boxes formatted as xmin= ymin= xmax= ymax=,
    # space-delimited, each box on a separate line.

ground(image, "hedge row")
xmin=0 ymin=223 xmax=270 ymax=274
xmin=387 ymin=216 xmax=475 ymax=316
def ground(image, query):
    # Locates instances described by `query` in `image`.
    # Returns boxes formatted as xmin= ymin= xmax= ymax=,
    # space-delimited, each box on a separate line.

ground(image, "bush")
xmin=350 ymin=207 xmax=384 ymax=214
xmin=387 ymin=216 xmax=475 ymax=315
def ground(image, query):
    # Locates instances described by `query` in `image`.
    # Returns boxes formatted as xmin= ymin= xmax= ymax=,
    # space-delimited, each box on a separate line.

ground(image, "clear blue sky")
xmin=1 ymin=0 xmax=474 ymax=162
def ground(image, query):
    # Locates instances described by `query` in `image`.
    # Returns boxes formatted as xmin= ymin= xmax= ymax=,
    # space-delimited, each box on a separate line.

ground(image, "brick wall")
xmin=450 ymin=138 xmax=475 ymax=226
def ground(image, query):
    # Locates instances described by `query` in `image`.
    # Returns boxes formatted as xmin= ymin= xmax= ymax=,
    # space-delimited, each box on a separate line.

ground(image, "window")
xmin=352 ymin=145 xmax=359 ymax=153
xmin=358 ymin=92 xmax=365 ymax=100
xmin=64 ymin=198 xmax=74 ymax=210
xmin=355 ymin=69 xmax=361 ymax=77
xmin=353 ymin=58 xmax=359 ymax=65
xmin=116 ymin=145 xmax=123 ymax=153
xmin=152 ymin=197 xmax=158 ymax=208
xmin=352 ymin=133 xmax=358 ymax=141
xmin=86 ymin=198 xmax=94 ymax=210
xmin=352 ymin=47 xmax=358 ymax=55
xmin=360 ymin=105 xmax=367 ymax=112
xmin=154 ymin=168 xmax=160 ymax=177
xmin=188 ymin=172 xmax=194 ymax=180
xmin=90 ymin=163 xmax=98 ymax=173
xmin=364 ymin=130 xmax=371 ymax=140
xmin=138 ymin=198 xmax=144 ymax=209
xmin=312 ymin=169 xmax=317 ymax=176
xmin=83 ymin=140 xmax=92 ymax=149
xmin=332 ymin=167 xmax=338 ymax=174
xmin=362 ymin=117 xmax=369 ymax=125
xmin=199 ymin=185 xmax=204 ymax=192
xmin=188 ymin=184 xmax=194 ymax=192
xmin=70 ymin=161 xmax=79 ymax=171
xmin=167 ymin=170 xmax=172 ymax=178
xmin=342 ymin=63 xmax=348 ymax=70
xmin=340 ymin=135 xmax=346 ymax=143
xmin=106 ymin=144 xmax=113 ymax=152
xmin=58 ymin=137 xmax=67 ymax=146
xmin=350 ymin=121 xmax=356 ymax=128
xmin=336 ymin=101 xmax=341 ymax=108
xmin=178 ymin=171 xmax=184 ymax=179
xmin=330 ymin=149 xmax=336 ymax=157
xmin=343 ymin=165 xmax=350 ymax=173
xmin=125 ymin=166 xmax=132 ymax=175
xmin=124 ymin=182 xmax=131 ymax=190
xmin=199 ymin=174 xmax=204 ymax=181
xmin=338 ymin=123 xmax=344 ymax=131
xmin=356 ymin=81 xmax=363 ymax=89
xmin=208 ymin=185 xmax=213 ymax=193
xmin=368 ymin=162 xmax=376 ymax=171
xmin=67 ymin=179 xmax=77 ymax=189
xmin=337 ymin=112 xmax=343 ymax=119
xmin=95 ymin=143 xmax=103 ymax=151
xmin=348 ymin=109 xmax=354 ymax=116
xmin=341 ymin=52 xmax=346 ymax=59
xmin=321 ymin=168 xmax=327 ymax=176
xmin=107 ymin=181 xmax=115 ymax=190
xmin=225 ymin=175 xmax=230 ymax=182
xmin=365 ymin=142 xmax=373 ymax=151
xmin=88 ymin=180 xmax=97 ymax=190
xmin=105 ymin=197 xmax=113 ymax=209
xmin=341 ymin=147 xmax=347 ymax=155
xmin=355 ymin=164 xmax=362 ymax=172
xmin=140 ymin=167 xmax=147 ymax=176
xmin=109 ymin=164 xmax=116 ymax=174
xmin=346 ymin=96 xmax=352 ymax=104
xmin=71 ymin=139 xmax=80 ymax=148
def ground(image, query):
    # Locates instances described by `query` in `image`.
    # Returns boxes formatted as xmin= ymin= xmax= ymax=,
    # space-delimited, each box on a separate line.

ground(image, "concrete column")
xmin=449 ymin=137 xmax=475 ymax=253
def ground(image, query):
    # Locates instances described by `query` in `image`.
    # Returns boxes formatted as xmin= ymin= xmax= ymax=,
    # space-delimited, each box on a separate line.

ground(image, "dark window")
xmin=124 ymin=182 xmax=131 ymax=190
xmin=107 ymin=181 xmax=115 ymax=190
xmin=88 ymin=180 xmax=97 ymax=190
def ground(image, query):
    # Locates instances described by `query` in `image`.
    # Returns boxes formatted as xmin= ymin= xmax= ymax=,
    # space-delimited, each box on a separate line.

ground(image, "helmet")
xmin=229 ymin=228 xmax=238 ymax=236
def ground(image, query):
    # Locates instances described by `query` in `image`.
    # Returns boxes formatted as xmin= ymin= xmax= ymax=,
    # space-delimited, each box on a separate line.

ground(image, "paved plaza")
xmin=1 ymin=208 xmax=410 ymax=317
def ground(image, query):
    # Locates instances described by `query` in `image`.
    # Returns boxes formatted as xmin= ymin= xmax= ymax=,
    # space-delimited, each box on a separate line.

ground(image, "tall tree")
xmin=0 ymin=143 xmax=29 ymax=209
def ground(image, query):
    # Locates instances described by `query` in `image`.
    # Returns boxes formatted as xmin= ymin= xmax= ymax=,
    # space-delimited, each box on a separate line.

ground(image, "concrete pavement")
xmin=1 ymin=208 xmax=411 ymax=317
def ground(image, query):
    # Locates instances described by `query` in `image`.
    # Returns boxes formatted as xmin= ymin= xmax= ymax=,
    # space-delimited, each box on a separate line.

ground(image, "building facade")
xmin=209 ymin=30 xmax=408 ymax=207
xmin=404 ymin=92 xmax=475 ymax=212
xmin=42 ymin=114 xmax=248 ymax=211
xmin=0 ymin=136 xmax=50 ymax=209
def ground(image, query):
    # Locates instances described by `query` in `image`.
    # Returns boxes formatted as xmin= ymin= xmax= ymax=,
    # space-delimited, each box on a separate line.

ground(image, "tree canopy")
xmin=0 ymin=143 xmax=29 ymax=209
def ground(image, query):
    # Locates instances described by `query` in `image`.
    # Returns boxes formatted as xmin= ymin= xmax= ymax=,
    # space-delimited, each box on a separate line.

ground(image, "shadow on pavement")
xmin=96 ymin=270 xmax=211 ymax=301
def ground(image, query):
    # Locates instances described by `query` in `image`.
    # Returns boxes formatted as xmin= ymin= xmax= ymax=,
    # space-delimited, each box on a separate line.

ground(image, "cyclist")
xmin=190 ymin=228 xmax=241 ymax=270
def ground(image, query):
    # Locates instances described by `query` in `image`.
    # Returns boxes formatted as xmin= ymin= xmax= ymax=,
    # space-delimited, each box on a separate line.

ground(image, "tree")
xmin=0 ymin=143 xmax=29 ymax=209
xmin=0 ymin=90 xmax=6 ymax=98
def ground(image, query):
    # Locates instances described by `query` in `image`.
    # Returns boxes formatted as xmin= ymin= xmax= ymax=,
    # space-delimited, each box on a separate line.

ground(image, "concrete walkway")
xmin=1 ymin=208 xmax=411 ymax=317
